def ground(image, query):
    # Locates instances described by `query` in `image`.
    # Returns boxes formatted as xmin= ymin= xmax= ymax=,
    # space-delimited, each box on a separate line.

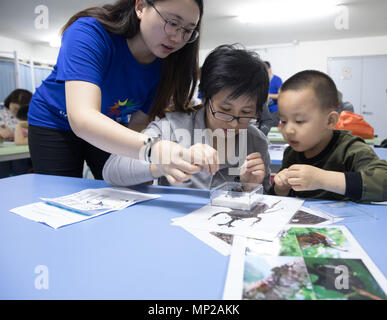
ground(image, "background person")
xmin=263 ymin=61 xmax=283 ymax=129
xmin=103 ymin=44 xmax=272 ymax=191
xmin=1 ymin=89 xmax=32 ymax=141
xmin=0 ymin=89 xmax=33 ymax=178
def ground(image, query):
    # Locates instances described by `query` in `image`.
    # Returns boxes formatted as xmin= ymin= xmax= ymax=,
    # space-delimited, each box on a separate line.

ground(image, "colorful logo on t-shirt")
xmin=107 ymin=99 xmax=139 ymax=118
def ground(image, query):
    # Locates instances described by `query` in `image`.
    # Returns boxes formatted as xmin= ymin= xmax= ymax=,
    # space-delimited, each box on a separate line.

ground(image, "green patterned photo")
xmin=304 ymin=257 xmax=387 ymax=300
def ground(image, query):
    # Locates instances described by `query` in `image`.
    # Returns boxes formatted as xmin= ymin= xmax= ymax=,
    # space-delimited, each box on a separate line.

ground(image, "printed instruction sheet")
xmin=10 ymin=187 xmax=160 ymax=229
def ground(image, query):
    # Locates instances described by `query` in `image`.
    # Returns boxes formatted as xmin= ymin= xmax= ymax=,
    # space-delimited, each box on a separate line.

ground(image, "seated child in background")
xmin=271 ymin=70 xmax=387 ymax=202
xmin=14 ymin=104 xmax=29 ymax=145
xmin=0 ymin=104 xmax=17 ymax=141
xmin=103 ymin=44 xmax=272 ymax=191
xmin=0 ymin=89 xmax=32 ymax=141
xmin=0 ymin=89 xmax=33 ymax=178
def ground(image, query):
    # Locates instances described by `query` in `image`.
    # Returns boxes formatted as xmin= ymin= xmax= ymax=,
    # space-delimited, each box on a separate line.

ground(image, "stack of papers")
xmin=10 ymin=187 xmax=160 ymax=229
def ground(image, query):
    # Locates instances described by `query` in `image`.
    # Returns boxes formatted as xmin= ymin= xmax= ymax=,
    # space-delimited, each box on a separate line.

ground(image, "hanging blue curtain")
xmin=34 ymin=67 xmax=53 ymax=90
xmin=0 ymin=60 xmax=16 ymax=103
xmin=18 ymin=63 xmax=33 ymax=93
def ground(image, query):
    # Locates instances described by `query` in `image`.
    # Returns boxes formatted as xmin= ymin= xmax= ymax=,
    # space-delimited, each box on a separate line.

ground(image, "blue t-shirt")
xmin=268 ymin=74 xmax=282 ymax=113
xmin=28 ymin=17 xmax=162 ymax=130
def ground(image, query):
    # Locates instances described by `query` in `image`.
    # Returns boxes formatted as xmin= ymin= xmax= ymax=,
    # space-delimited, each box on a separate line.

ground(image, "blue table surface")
xmin=375 ymin=147 xmax=387 ymax=160
xmin=1 ymin=174 xmax=386 ymax=299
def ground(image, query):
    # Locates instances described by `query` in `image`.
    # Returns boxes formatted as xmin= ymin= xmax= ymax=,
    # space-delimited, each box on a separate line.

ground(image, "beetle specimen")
xmin=296 ymin=231 xmax=348 ymax=252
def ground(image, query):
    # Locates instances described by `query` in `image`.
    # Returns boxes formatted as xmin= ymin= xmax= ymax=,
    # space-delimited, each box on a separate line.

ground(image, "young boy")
xmin=272 ymin=70 xmax=387 ymax=202
xmin=103 ymin=44 xmax=272 ymax=191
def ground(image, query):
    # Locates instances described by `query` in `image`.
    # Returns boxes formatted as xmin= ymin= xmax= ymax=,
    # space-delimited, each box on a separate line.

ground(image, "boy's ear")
xmin=327 ymin=110 xmax=339 ymax=128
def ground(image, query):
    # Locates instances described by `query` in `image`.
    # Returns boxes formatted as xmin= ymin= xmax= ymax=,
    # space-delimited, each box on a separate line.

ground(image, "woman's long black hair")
xmin=62 ymin=0 xmax=203 ymax=120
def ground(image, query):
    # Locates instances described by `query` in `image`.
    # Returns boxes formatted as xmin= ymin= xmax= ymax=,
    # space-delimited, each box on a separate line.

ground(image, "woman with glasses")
xmin=103 ymin=44 xmax=272 ymax=191
xmin=27 ymin=0 xmax=217 ymax=182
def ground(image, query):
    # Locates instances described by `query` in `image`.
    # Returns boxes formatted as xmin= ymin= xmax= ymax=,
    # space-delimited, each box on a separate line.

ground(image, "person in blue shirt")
xmin=28 ymin=0 xmax=218 ymax=180
xmin=265 ymin=61 xmax=283 ymax=113
xmin=257 ymin=62 xmax=283 ymax=134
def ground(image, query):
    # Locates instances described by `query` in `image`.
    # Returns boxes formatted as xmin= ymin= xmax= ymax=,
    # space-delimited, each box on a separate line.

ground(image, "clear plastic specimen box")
xmin=210 ymin=182 xmax=263 ymax=211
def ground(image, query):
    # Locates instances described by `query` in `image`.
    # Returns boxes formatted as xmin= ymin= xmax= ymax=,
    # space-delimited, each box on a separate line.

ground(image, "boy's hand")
xmin=273 ymin=168 xmax=292 ymax=196
xmin=287 ymin=164 xmax=324 ymax=191
xmin=240 ymin=152 xmax=265 ymax=184
xmin=287 ymin=165 xmax=346 ymax=195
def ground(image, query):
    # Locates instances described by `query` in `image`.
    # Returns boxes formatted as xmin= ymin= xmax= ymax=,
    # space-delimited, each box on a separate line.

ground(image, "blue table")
xmin=374 ymin=147 xmax=387 ymax=161
xmin=1 ymin=174 xmax=387 ymax=299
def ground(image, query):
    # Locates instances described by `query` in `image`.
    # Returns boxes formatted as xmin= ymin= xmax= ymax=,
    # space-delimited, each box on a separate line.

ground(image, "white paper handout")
xmin=41 ymin=187 xmax=156 ymax=215
xmin=172 ymin=195 xmax=304 ymax=241
xmin=10 ymin=187 xmax=160 ymax=229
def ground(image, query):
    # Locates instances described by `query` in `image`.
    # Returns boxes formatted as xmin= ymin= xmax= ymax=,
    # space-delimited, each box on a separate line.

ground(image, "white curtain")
xmin=18 ymin=63 xmax=33 ymax=93
xmin=0 ymin=60 xmax=16 ymax=103
xmin=34 ymin=66 xmax=52 ymax=90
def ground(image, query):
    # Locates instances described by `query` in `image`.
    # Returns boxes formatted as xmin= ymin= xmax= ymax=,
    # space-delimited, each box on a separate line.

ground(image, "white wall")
xmin=199 ymin=35 xmax=387 ymax=82
xmin=0 ymin=34 xmax=59 ymax=65
xmin=4 ymin=33 xmax=387 ymax=86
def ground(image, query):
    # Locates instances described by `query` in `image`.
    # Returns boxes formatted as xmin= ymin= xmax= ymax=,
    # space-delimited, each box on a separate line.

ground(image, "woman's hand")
xmin=240 ymin=152 xmax=265 ymax=184
xmin=187 ymin=143 xmax=219 ymax=175
xmin=150 ymin=140 xmax=219 ymax=185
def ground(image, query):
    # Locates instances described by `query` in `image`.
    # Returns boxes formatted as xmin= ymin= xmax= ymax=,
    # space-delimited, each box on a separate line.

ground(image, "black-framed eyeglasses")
xmin=146 ymin=1 xmax=199 ymax=43
xmin=208 ymin=99 xmax=257 ymax=124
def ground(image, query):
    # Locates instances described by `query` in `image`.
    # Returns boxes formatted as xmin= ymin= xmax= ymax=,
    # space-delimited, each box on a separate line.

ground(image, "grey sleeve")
xmin=102 ymin=155 xmax=153 ymax=187
xmin=102 ymin=117 xmax=169 ymax=186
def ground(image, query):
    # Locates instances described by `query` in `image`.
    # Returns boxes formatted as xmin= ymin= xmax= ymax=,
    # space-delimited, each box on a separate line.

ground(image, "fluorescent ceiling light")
xmin=236 ymin=0 xmax=341 ymax=24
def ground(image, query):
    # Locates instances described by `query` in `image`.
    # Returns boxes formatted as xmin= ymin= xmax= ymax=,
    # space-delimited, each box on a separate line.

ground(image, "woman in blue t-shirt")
xmin=28 ymin=0 xmax=218 ymax=180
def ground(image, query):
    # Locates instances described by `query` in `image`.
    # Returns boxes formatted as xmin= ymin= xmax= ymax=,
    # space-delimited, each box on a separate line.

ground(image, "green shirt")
xmin=271 ymin=130 xmax=387 ymax=202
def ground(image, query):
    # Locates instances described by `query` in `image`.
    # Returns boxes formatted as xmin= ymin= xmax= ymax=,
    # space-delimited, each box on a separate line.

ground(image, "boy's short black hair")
xmin=280 ymin=70 xmax=339 ymax=111
xmin=199 ymin=44 xmax=269 ymax=116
